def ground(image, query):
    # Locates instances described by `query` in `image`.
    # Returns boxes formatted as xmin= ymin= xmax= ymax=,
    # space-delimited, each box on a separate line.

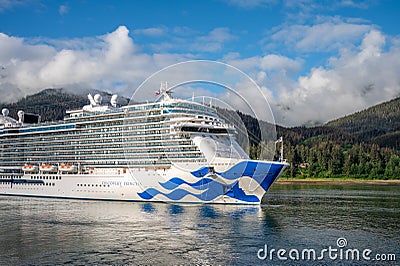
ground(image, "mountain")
xmin=0 ymin=88 xmax=130 ymax=122
xmin=325 ymin=97 xmax=400 ymax=150
xmin=234 ymin=97 xmax=399 ymax=179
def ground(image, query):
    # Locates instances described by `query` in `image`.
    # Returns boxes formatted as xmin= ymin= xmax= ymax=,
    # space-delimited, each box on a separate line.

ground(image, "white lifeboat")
xmin=40 ymin=164 xmax=58 ymax=172
xmin=22 ymin=164 xmax=38 ymax=173
xmin=59 ymin=164 xmax=78 ymax=173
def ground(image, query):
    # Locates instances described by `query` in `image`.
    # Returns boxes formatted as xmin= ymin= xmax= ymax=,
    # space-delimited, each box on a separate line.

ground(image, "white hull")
xmin=0 ymin=160 xmax=289 ymax=204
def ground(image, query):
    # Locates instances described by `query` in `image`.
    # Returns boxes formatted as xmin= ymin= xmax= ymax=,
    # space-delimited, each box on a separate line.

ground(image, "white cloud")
xmin=133 ymin=26 xmax=168 ymax=37
xmin=358 ymin=29 xmax=385 ymax=61
xmin=335 ymin=0 xmax=370 ymax=9
xmin=284 ymin=0 xmax=372 ymax=13
xmin=146 ymin=27 xmax=236 ymax=53
xmin=270 ymin=21 xmax=372 ymax=52
xmin=0 ymin=0 xmax=30 ymax=12
xmin=225 ymin=54 xmax=303 ymax=82
xmin=225 ymin=0 xmax=278 ymax=9
xmin=226 ymin=0 xmax=372 ymax=10
xmin=103 ymin=26 xmax=136 ymax=63
xmin=192 ymin=27 xmax=236 ymax=52
xmin=224 ymin=28 xmax=400 ymax=126
xmin=0 ymin=26 xmax=186 ymax=102
xmin=273 ymin=30 xmax=400 ymax=125
xmin=58 ymin=4 xmax=69 ymax=15
xmin=260 ymin=54 xmax=302 ymax=72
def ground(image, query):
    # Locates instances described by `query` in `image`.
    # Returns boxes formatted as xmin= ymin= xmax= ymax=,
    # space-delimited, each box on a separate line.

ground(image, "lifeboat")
xmin=40 ymin=164 xmax=58 ymax=172
xmin=59 ymin=163 xmax=78 ymax=173
xmin=22 ymin=164 xmax=38 ymax=173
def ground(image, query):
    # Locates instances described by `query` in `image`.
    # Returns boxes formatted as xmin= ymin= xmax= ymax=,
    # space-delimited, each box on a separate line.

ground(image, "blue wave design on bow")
xmin=138 ymin=185 xmax=225 ymax=201
xmin=138 ymin=161 xmax=285 ymax=202
xmin=138 ymin=183 xmax=259 ymax=202
xmin=159 ymin=177 xmax=214 ymax=190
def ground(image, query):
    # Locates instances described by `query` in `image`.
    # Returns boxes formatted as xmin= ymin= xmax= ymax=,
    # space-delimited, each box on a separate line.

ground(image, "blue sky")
xmin=0 ymin=0 xmax=400 ymax=126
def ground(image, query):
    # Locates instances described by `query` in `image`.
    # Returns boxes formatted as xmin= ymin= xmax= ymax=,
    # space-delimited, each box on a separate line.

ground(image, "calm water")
xmin=0 ymin=184 xmax=399 ymax=265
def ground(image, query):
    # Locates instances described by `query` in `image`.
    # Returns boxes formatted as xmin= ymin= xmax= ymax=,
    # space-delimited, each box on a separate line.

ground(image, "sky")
xmin=0 ymin=0 xmax=400 ymax=126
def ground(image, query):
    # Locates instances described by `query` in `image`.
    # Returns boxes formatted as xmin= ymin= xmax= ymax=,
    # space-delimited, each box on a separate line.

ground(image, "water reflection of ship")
xmin=260 ymin=206 xmax=281 ymax=236
xmin=4 ymin=198 xmax=283 ymax=265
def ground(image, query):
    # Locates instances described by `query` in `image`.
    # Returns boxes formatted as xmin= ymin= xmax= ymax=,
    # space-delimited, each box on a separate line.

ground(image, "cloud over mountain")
xmin=0 ymin=26 xmax=175 ymax=102
xmin=271 ymin=30 xmax=400 ymax=125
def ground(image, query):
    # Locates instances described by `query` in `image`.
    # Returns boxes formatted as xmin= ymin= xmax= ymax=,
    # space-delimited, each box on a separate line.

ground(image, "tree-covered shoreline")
xmin=280 ymin=141 xmax=400 ymax=179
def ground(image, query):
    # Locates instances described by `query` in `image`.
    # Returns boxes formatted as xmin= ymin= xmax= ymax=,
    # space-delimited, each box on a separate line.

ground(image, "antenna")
xmin=275 ymin=136 xmax=284 ymax=162
xmin=159 ymin=81 xmax=172 ymax=101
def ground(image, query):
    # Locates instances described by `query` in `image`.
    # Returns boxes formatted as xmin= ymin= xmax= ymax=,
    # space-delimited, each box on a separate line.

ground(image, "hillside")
xmin=233 ymin=98 xmax=400 ymax=179
xmin=0 ymin=88 xmax=130 ymax=122
xmin=326 ymin=97 xmax=400 ymax=149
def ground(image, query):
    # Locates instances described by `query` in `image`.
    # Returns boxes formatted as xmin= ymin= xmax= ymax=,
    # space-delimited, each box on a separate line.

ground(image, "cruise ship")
xmin=0 ymin=86 xmax=289 ymax=204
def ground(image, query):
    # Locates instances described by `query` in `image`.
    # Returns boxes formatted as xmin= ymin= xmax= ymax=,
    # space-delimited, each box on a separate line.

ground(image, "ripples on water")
xmin=0 ymin=184 xmax=399 ymax=265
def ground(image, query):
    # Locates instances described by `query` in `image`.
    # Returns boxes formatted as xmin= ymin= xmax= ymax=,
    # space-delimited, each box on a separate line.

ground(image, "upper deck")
xmin=0 ymin=87 xmax=243 ymax=170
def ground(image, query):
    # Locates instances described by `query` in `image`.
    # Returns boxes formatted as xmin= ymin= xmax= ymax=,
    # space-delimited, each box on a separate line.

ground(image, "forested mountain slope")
xmin=326 ymin=97 xmax=400 ymax=149
xmin=1 ymin=88 xmax=129 ymax=122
